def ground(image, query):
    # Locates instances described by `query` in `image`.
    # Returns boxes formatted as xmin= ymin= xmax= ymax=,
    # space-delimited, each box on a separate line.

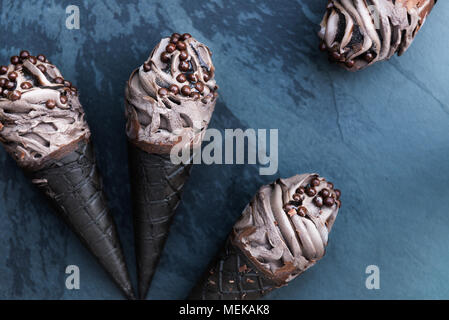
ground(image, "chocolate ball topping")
xmin=324 ymin=197 xmax=335 ymax=207
xmin=20 ymin=50 xmax=30 ymax=60
xmin=143 ymin=63 xmax=151 ymax=72
xmin=169 ymin=84 xmax=179 ymax=95
xmin=187 ymin=73 xmax=197 ymax=82
xmin=28 ymin=56 xmax=37 ymax=64
xmin=8 ymin=72 xmax=18 ymax=81
xmin=20 ymin=82 xmax=32 ymax=89
xmin=181 ymin=85 xmax=191 ymax=96
xmin=37 ymin=64 xmax=47 ymax=73
xmin=176 ymin=41 xmax=187 ymax=51
xmin=203 ymin=72 xmax=210 ymax=82
xmin=46 ymin=100 xmax=56 ymax=109
xmin=311 ymin=177 xmax=320 ymax=187
xmin=158 ymin=88 xmax=169 ymax=96
xmin=179 ymin=61 xmax=190 ymax=72
xmin=179 ymin=50 xmax=188 ymax=61
xmin=166 ymin=43 xmax=176 ymax=53
xmin=297 ymin=206 xmax=308 ymax=217
xmin=54 ymin=77 xmax=64 ymax=84
xmin=10 ymin=56 xmax=20 ymax=65
xmin=0 ymin=66 xmax=8 ymax=75
xmin=176 ymin=74 xmax=187 ymax=83
xmin=306 ymin=186 xmax=316 ymax=197
xmin=190 ymin=92 xmax=200 ymax=100
xmin=334 ymin=189 xmax=341 ymax=200
xmin=182 ymin=33 xmax=192 ymax=40
xmin=9 ymin=90 xmax=21 ymax=101
xmin=313 ymin=196 xmax=324 ymax=208
xmin=195 ymin=82 xmax=204 ymax=93
xmin=37 ymin=54 xmax=46 ymax=62
xmin=160 ymin=52 xmax=171 ymax=63
xmin=60 ymin=95 xmax=68 ymax=104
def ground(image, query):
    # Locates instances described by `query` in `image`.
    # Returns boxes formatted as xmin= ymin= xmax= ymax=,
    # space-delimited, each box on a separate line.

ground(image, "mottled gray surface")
xmin=0 ymin=0 xmax=448 ymax=300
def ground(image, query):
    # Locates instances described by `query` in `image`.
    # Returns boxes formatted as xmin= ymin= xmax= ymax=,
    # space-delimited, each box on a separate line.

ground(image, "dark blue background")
xmin=0 ymin=0 xmax=448 ymax=299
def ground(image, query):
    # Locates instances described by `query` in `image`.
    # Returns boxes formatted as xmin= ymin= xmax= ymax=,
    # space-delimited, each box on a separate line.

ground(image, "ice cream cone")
xmin=318 ymin=0 xmax=437 ymax=71
xmin=189 ymin=174 xmax=341 ymax=300
xmin=125 ymin=33 xmax=218 ymax=299
xmin=0 ymin=51 xmax=135 ymax=299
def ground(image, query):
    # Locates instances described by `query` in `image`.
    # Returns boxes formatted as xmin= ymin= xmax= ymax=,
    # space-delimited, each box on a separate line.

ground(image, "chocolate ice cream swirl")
xmin=232 ymin=174 xmax=341 ymax=285
xmin=0 ymin=51 xmax=89 ymax=169
xmin=318 ymin=0 xmax=437 ymax=71
xmin=125 ymin=33 xmax=218 ymax=154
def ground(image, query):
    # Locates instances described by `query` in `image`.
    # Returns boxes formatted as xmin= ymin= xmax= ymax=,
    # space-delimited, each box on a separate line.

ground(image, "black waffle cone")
xmin=128 ymin=142 xmax=193 ymax=299
xmin=188 ymin=238 xmax=279 ymax=300
xmin=28 ymin=141 xmax=135 ymax=300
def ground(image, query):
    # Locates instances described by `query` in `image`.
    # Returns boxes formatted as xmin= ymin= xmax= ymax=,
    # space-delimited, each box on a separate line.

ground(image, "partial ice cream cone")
xmin=0 ymin=51 xmax=134 ymax=299
xmin=125 ymin=33 xmax=218 ymax=299
xmin=318 ymin=0 xmax=437 ymax=71
xmin=189 ymin=174 xmax=341 ymax=300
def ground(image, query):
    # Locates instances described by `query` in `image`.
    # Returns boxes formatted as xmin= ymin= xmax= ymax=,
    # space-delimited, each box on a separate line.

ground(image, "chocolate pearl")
xmin=37 ymin=64 xmax=47 ymax=73
xmin=190 ymin=92 xmax=200 ymax=100
xmin=336 ymin=199 xmax=341 ymax=208
xmin=195 ymin=82 xmax=204 ymax=93
xmin=283 ymin=203 xmax=295 ymax=213
xmin=327 ymin=182 xmax=334 ymax=189
xmin=60 ymin=95 xmax=68 ymax=104
xmin=320 ymin=188 xmax=330 ymax=198
xmin=10 ymin=56 xmax=20 ymax=65
xmin=2 ymin=89 xmax=9 ymax=97
xmin=181 ymin=85 xmax=191 ymax=96
xmin=37 ymin=54 xmax=46 ymax=62
xmin=6 ymin=81 xmax=15 ymax=90
xmin=179 ymin=61 xmax=190 ymax=72
xmin=169 ymin=84 xmax=179 ymax=95
xmin=345 ymin=60 xmax=355 ymax=68
xmin=297 ymin=206 xmax=308 ymax=217
xmin=0 ymin=66 xmax=7 ymax=75
xmin=8 ymin=72 xmax=18 ymax=81
xmin=64 ymin=80 xmax=72 ymax=88
xmin=292 ymin=193 xmax=302 ymax=202
xmin=203 ymin=72 xmax=210 ymax=82
xmin=176 ymin=41 xmax=187 ymax=51
xmin=170 ymin=34 xmax=181 ymax=44
xmin=9 ymin=90 xmax=21 ymax=101
xmin=319 ymin=42 xmax=327 ymax=52
xmin=160 ymin=52 xmax=171 ymax=63
xmin=296 ymin=186 xmax=305 ymax=194
xmin=158 ymin=88 xmax=169 ymax=96
xmin=176 ymin=74 xmax=187 ymax=83
xmin=182 ymin=33 xmax=192 ymax=40
xmin=179 ymin=50 xmax=188 ymax=61
xmin=187 ymin=73 xmax=197 ymax=82
xmin=54 ymin=77 xmax=64 ymax=84
xmin=166 ymin=43 xmax=177 ymax=53
xmin=334 ymin=189 xmax=341 ymax=200
xmin=364 ymin=52 xmax=374 ymax=63
xmin=143 ymin=63 xmax=151 ymax=72
xmin=0 ymin=78 xmax=6 ymax=87
xmin=46 ymin=100 xmax=56 ymax=109
xmin=306 ymin=186 xmax=316 ymax=197
xmin=19 ymin=50 xmax=30 ymax=60
xmin=313 ymin=196 xmax=324 ymax=208
xmin=311 ymin=177 xmax=320 ymax=187
xmin=28 ymin=56 xmax=37 ymax=64
xmin=324 ymin=197 xmax=335 ymax=207
xmin=20 ymin=82 xmax=32 ymax=89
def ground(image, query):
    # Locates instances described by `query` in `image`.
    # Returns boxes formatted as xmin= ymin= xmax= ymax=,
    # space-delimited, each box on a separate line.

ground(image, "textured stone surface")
xmin=0 ymin=0 xmax=448 ymax=299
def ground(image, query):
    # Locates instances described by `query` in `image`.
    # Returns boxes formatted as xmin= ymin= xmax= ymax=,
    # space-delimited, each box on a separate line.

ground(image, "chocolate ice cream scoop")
xmin=0 ymin=51 xmax=88 ymax=169
xmin=318 ymin=0 xmax=437 ymax=71
xmin=125 ymin=33 xmax=218 ymax=154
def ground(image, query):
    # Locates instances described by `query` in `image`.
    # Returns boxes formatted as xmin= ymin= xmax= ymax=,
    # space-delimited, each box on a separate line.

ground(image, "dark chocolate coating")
xmin=127 ymin=142 xmax=193 ymax=299
xmin=28 ymin=141 xmax=135 ymax=300
xmin=188 ymin=238 xmax=278 ymax=300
